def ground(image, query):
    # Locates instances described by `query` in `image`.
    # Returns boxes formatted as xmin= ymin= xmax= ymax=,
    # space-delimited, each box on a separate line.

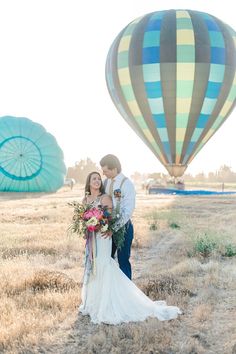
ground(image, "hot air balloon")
xmin=0 ymin=116 xmax=66 ymax=192
xmin=106 ymin=10 xmax=236 ymax=177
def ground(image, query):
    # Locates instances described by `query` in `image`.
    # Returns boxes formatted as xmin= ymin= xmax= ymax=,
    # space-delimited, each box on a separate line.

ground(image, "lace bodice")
xmin=85 ymin=194 xmax=108 ymax=209
xmin=85 ymin=195 xmax=102 ymax=207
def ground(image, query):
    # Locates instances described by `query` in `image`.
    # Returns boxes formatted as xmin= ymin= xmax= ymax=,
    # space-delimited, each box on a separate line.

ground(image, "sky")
xmin=0 ymin=0 xmax=235 ymax=178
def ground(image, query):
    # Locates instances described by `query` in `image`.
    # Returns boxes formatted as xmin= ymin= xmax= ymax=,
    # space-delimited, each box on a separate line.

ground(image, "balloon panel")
xmin=0 ymin=116 xmax=66 ymax=192
xmin=106 ymin=10 xmax=236 ymax=176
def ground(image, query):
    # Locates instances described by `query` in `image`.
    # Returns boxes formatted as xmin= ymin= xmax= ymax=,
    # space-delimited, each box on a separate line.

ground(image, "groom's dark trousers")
xmin=111 ymin=220 xmax=133 ymax=280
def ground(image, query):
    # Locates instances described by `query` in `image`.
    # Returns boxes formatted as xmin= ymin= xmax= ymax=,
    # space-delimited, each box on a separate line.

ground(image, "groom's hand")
xmin=101 ymin=230 xmax=112 ymax=239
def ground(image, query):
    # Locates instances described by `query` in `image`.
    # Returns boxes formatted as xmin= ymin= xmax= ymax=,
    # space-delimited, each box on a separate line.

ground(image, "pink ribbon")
xmin=86 ymin=230 xmax=97 ymax=275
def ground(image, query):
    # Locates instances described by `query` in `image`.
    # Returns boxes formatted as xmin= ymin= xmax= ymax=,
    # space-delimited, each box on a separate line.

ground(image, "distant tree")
xmin=195 ymin=172 xmax=206 ymax=182
xmin=67 ymin=158 xmax=99 ymax=184
xmin=130 ymin=171 xmax=143 ymax=184
xmin=183 ymin=173 xmax=194 ymax=182
xmin=148 ymin=172 xmax=162 ymax=180
xmin=208 ymin=171 xmax=217 ymax=182
xmin=218 ymin=164 xmax=232 ymax=174
xmin=217 ymin=165 xmax=236 ymax=183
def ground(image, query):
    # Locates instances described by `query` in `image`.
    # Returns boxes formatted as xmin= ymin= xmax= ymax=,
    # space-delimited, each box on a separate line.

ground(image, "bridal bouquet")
xmin=68 ymin=201 xmax=125 ymax=249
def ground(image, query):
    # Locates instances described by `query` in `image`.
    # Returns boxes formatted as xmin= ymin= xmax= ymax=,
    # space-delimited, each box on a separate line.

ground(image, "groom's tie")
xmin=109 ymin=179 xmax=115 ymax=197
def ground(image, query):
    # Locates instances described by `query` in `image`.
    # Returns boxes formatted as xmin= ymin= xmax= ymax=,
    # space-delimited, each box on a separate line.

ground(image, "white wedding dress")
xmin=79 ymin=231 xmax=182 ymax=325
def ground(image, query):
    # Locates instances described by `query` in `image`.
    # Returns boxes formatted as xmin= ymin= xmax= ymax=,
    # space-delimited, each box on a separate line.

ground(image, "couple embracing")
xmin=79 ymin=154 xmax=181 ymax=325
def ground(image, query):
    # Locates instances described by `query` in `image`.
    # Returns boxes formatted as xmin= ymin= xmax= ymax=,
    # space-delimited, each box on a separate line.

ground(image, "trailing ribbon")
xmin=83 ymin=231 xmax=97 ymax=284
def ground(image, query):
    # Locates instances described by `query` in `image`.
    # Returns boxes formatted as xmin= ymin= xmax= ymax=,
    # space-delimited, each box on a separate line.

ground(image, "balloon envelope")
xmin=0 ymin=116 xmax=66 ymax=192
xmin=106 ymin=10 xmax=236 ymax=177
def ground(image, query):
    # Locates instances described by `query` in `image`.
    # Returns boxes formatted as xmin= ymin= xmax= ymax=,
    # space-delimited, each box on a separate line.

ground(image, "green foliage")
xmin=191 ymin=234 xmax=218 ymax=258
xmin=111 ymin=201 xmax=125 ymax=250
xmin=167 ymin=211 xmax=183 ymax=231
xmin=146 ymin=208 xmax=182 ymax=232
xmin=67 ymin=201 xmax=87 ymax=237
xmin=188 ymin=233 xmax=236 ymax=259
xmin=67 ymin=200 xmax=125 ymax=250
xmin=222 ymin=244 xmax=236 ymax=257
xmin=112 ymin=227 xmax=125 ymax=250
xmin=169 ymin=222 xmax=180 ymax=229
xmin=149 ymin=222 xmax=158 ymax=231
xmin=146 ymin=208 xmax=160 ymax=231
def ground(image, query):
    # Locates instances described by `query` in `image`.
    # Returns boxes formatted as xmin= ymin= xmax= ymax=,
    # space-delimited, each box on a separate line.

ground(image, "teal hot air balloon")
xmin=0 ymin=116 xmax=66 ymax=192
xmin=106 ymin=10 xmax=236 ymax=177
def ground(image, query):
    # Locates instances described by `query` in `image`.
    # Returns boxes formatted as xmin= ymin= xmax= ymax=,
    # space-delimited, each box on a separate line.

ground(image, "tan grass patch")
xmin=192 ymin=303 xmax=213 ymax=322
xmin=0 ymin=190 xmax=235 ymax=353
xmin=27 ymin=269 xmax=80 ymax=292
xmin=139 ymin=274 xmax=195 ymax=299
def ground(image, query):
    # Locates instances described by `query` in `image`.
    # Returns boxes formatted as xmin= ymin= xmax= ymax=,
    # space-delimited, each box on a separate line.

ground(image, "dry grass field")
xmin=0 ymin=185 xmax=236 ymax=354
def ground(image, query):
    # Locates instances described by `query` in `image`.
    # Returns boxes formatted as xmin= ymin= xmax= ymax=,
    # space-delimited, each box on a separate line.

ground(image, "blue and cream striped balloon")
xmin=0 ymin=116 xmax=66 ymax=192
xmin=106 ymin=10 xmax=236 ymax=177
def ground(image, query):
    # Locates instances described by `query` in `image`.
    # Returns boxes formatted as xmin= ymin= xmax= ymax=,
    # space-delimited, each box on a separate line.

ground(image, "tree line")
xmin=66 ymin=158 xmax=100 ymax=184
xmin=66 ymin=159 xmax=236 ymax=184
xmin=184 ymin=165 xmax=236 ymax=183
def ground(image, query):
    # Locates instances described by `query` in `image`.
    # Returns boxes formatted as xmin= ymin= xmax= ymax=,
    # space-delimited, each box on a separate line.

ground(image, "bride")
xmin=79 ymin=171 xmax=182 ymax=325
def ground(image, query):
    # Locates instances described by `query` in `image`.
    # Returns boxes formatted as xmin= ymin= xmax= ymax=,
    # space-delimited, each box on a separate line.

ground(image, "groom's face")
xmin=101 ymin=165 xmax=117 ymax=179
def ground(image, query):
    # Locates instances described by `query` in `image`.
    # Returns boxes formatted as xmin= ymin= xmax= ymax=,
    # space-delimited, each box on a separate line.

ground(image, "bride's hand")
xmin=101 ymin=230 xmax=112 ymax=239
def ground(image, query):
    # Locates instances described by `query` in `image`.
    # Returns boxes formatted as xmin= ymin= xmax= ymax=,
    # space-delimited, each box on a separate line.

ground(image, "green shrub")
xmin=149 ymin=222 xmax=158 ymax=231
xmin=222 ymin=244 xmax=236 ymax=257
xmin=146 ymin=209 xmax=161 ymax=231
xmin=192 ymin=234 xmax=218 ymax=258
xmin=169 ymin=222 xmax=180 ymax=229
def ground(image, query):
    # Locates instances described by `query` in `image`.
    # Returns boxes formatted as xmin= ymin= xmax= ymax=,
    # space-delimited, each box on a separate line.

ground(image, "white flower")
xmin=86 ymin=216 xmax=98 ymax=226
xmin=101 ymin=224 xmax=108 ymax=232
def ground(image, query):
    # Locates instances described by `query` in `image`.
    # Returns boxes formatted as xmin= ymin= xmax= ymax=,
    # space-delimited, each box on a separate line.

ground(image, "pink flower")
xmin=84 ymin=210 xmax=94 ymax=219
xmin=93 ymin=209 xmax=103 ymax=220
xmin=84 ymin=208 xmax=103 ymax=220
xmin=87 ymin=225 xmax=96 ymax=232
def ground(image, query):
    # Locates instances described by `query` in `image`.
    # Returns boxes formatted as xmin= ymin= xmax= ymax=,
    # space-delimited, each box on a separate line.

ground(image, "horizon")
xmin=67 ymin=156 xmax=236 ymax=179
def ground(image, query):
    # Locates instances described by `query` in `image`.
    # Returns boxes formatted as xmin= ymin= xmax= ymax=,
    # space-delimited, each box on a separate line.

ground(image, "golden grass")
xmin=0 ymin=187 xmax=235 ymax=353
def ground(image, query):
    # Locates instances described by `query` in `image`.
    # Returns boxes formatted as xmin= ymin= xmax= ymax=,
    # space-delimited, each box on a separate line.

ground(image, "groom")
xmin=100 ymin=154 xmax=136 ymax=280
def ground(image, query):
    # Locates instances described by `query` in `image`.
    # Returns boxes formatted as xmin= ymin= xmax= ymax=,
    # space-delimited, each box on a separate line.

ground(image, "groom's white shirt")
xmin=105 ymin=172 xmax=136 ymax=228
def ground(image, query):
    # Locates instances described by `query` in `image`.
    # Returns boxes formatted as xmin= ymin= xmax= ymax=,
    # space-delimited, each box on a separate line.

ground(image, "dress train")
xmin=79 ymin=233 xmax=181 ymax=325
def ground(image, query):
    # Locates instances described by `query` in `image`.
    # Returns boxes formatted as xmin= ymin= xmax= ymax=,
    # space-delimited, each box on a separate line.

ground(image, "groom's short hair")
xmin=100 ymin=154 xmax=121 ymax=173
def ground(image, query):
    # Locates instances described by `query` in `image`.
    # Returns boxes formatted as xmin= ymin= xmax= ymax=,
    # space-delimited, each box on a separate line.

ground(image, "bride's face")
xmin=90 ymin=173 xmax=102 ymax=191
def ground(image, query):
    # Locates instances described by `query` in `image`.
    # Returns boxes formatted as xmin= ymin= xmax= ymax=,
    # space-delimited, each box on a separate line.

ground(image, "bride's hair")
xmin=85 ymin=171 xmax=105 ymax=195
